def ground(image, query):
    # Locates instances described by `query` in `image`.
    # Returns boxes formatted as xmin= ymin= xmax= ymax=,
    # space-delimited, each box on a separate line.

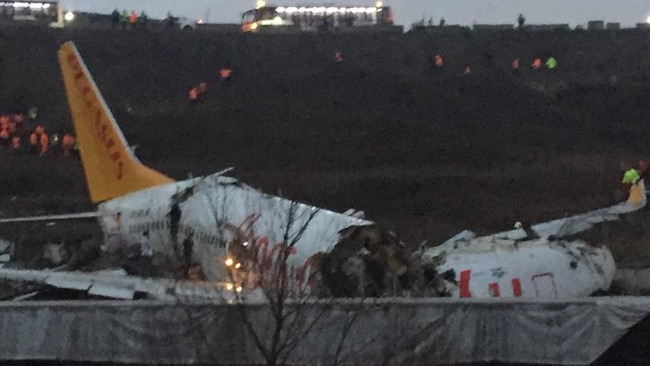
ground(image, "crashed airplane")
xmin=0 ymin=41 xmax=645 ymax=301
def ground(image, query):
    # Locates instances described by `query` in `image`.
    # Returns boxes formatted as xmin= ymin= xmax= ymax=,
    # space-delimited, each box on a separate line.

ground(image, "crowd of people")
xmin=0 ymin=108 xmax=77 ymax=157
xmin=110 ymin=9 xmax=149 ymax=30
xmin=187 ymin=67 xmax=233 ymax=106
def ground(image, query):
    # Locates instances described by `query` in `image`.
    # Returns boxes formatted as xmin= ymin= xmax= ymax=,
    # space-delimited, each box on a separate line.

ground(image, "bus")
xmin=241 ymin=4 xmax=393 ymax=32
xmin=0 ymin=1 xmax=60 ymax=24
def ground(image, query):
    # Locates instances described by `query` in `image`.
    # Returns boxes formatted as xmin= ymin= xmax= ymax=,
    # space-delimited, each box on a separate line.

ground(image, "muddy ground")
xmin=0 ymin=25 xmax=649 ymax=364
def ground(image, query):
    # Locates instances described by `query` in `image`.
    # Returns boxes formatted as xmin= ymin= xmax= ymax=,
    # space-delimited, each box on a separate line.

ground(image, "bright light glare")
xmin=375 ymin=1 xmax=383 ymax=8
xmin=256 ymin=0 xmax=266 ymax=9
xmin=64 ymin=11 xmax=74 ymax=21
xmin=647 ymin=15 xmax=650 ymax=23
xmin=242 ymin=241 xmax=249 ymax=247
xmin=272 ymin=16 xmax=282 ymax=25
xmin=225 ymin=258 xmax=234 ymax=266
xmin=250 ymin=22 xmax=258 ymax=30
xmin=236 ymin=286 xmax=243 ymax=293
xmin=226 ymin=283 xmax=234 ymax=291
xmin=234 ymin=263 xmax=242 ymax=269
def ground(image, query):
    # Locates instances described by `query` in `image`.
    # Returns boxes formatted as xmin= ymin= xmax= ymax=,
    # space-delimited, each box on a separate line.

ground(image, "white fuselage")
xmin=97 ymin=173 xmax=371 ymax=282
xmin=425 ymin=236 xmax=616 ymax=298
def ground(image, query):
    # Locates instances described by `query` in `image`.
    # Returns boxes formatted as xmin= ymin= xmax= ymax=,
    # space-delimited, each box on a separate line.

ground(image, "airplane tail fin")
xmin=57 ymin=42 xmax=173 ymax=203
xmin=627 ymin=179 xmax=646 ymax=208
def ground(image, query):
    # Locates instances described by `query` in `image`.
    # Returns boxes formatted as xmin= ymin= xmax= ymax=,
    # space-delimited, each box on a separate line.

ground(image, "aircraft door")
xmin=532 ymin=273 xmax=557 ymax=298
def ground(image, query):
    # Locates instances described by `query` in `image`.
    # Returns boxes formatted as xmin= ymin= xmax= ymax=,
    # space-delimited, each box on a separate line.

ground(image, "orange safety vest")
xmin=129 ymin=11 xmax=138 ymax=23
xmin=39 ymin=133 xmax=49 ymax=155
xmin=189 ymin=87 xmax=199 ymax=100
xmin=0 ymin=129 xmax=8 ymax=140
xmin=435 ymin=55 xmax=444 ymax=67
xmin=512 ymin=58 xmax=520 ymax=69
xmin=532 ymin=58 xmax=542 ymax=69
xmin=220 ymin=68 xmax=232 ymax=79
xmin=11 ymin=136 xmax=21 ymax=149
xmin=62 ymin=134 xmax=75 ymax=156
xmin=0 ymin=116 xmax=8 ymax=130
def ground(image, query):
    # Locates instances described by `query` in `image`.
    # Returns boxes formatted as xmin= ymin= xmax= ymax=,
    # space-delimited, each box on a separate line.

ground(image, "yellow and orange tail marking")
xmin=628 ymin=179 xmax=646 ymax=207
xmin=58 ymin=42 xmax=173 ymax=203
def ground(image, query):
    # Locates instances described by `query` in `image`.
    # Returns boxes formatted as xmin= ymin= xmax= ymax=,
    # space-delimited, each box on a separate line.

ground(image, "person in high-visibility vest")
xmin=435 ymin=54 xmax=444 ymax=68
xmin=512 ymin=58 xmax=520 ymax=73
xmin=531 ymin=58 xmax=543 ymax=70
xmin=622 ymin=166 xmax=640 ymax=185
xmin=27 ymin=106 xmax=38 ymax=120
xmin=335 ymin=51 xmax=343 ymax=63
xmin=220 ymin=68 xmax=232 ymax=81
xmin=129 ymin=10 xmax=138 ymax=29
xmin=29 ymin=130 xmax=40 ymax=154
xmin=39 ymin=131 xmax=49 ymax=156
xmin=188 ymin=86 xmax=199 ymax=106
xmin=545 ymin=57 xmax=558 ymax=70
xmin=11 ymin=135 xmax=21 ymax=151
xmin=120 ymin=10 xmax=128 ymax=29
xmin=62 ymin=133 xmax=76 ymax=157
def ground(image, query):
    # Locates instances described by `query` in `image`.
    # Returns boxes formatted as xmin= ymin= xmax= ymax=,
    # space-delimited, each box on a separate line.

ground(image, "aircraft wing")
xmin=0 ymin=212 xmax=100 ymax=223
xmin=438 ymin=179 xmax=647 ymax=247
xmin=0 ymin=268 xmax=230 ymax=301
xmin=530 ymin=179 xmax=646 ymax=239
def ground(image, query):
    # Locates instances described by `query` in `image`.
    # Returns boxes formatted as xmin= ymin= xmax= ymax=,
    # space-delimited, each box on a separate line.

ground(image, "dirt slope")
xmin=0 ymin=26 xmax=649 ymax=261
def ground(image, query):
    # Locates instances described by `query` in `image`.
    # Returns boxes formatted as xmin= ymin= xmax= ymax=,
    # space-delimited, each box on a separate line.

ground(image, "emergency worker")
xmin=120 ymin=10 xmax=128 ymax=29
xmin=129 ymin=10 xmax=138 ymax=29
xmin=11 ymin=136 xmax=21 ymax=152
xmin=111 ymin=8 xmax=119 ymax=29
xmin=219 ymin=67 xmax=232 ymax=81
xmin=621 ymin=160 xmax=641 ymax=192
xmin=50 ymin=133 xmax=60 ymax=150
xmin=512 ymin=58 xmax=520 ymax=72
xmin=335 ymin=50 xmax=343 ymax=63
xmin=29 ymin=130 xmax=39 ymax=153
xmin=545 ymin=57 xmax=557 ymax=70
xmin=39 ymin=131 xmax=49 ymax=156
xmin=188 ymin=86 xmax=199 ymax=106
xmin=435 ymin=54 xmax=444 ymax=68
xmin=61 ymin=133 xmax=76 ymax=157
xmin=531 ymin=58 xmax=543 ymax=70
xmin=27 ymin=106 xmax=38 ymax=120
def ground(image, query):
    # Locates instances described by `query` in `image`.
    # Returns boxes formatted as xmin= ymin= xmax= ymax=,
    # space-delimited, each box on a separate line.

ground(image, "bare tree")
xmin=221 ymin=200 xmax=327 ymax=366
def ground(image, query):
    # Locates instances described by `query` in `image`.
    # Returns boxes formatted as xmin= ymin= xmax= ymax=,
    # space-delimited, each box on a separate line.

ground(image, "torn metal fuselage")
xmin=422 ymin=233 xmax=616 ymax=299
xmin=97 ymin=172 xmax=374 ymax=292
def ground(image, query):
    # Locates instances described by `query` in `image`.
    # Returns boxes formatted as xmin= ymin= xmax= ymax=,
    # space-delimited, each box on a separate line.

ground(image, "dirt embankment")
xmin=0 ymin=26 xmax=649 ymax=265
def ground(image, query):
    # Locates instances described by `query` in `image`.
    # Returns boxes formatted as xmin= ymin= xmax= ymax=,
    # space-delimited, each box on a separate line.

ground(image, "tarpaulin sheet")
xmin=0 ymin=297 xmax=649 ymax=365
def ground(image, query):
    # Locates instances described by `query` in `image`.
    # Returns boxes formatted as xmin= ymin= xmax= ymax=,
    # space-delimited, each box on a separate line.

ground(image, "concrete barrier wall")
xmin=0 ymin=297 xmax=649 ymax=365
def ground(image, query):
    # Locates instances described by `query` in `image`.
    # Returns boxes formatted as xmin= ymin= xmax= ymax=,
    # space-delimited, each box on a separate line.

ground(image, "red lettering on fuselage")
xmin=65 ymin=50 xmax=125 ymax=180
